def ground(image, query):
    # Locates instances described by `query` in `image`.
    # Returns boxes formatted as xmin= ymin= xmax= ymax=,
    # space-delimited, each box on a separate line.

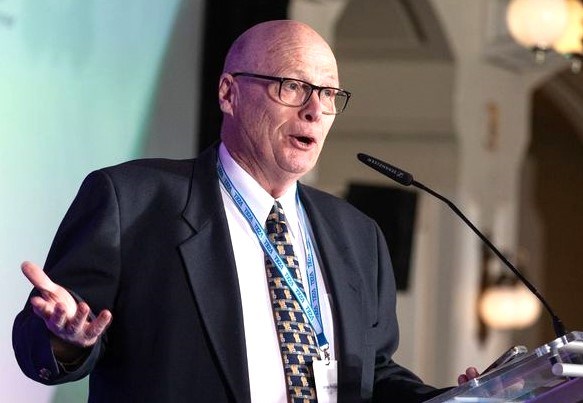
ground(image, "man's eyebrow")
xmin=281 ymin=72 xmax=340 ymax=87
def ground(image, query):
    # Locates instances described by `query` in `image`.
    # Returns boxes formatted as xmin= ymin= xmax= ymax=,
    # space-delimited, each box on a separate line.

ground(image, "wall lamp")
xmin=507 ymin=0 xmax=583 ymax=72
xmin=477 ymin=243 xmax=542 ymax=342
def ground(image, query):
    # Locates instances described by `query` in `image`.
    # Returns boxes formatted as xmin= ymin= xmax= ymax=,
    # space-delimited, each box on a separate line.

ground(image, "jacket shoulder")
xmin=101 ymin=158 xmax=195 ymax=181
xmin=299 ymin=183 xmax=374 ymax=224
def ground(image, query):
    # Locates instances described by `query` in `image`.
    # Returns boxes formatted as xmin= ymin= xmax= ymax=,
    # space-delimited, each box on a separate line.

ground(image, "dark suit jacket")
xmin=13 ymin=145 xmax=444 ymax=402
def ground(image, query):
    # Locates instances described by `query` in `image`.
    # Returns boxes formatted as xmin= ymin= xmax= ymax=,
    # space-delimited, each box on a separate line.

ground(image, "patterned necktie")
xmin=265 ymin=200 xmax=320 ymax=402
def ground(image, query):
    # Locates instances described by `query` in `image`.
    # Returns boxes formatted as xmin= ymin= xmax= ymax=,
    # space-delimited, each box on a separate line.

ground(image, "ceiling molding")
xmin=334 ymin=0 xmax=452 ymax=61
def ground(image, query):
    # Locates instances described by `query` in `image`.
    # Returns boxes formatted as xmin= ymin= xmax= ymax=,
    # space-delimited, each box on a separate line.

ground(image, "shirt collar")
xmin=218 ymin=143 xmax=299 ymax=226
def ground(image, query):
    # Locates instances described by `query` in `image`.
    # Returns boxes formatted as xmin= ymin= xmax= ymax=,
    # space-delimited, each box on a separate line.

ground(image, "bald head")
xmin=217 ymin=20 xmax=341 ymax=197
xmin=223 ymin=20 xmax=336 ymax=75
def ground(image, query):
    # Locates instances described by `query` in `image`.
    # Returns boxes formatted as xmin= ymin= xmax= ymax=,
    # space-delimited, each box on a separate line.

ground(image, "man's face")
xmin=220 ymin=28 xmax=339 ymax=192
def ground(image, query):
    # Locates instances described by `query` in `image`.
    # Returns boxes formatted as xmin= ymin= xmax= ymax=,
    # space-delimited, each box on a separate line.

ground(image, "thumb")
xmin=21 ymin=261 xmax=57 ymax=293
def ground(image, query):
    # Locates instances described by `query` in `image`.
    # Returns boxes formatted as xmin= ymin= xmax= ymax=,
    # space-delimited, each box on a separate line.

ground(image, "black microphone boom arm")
xmin=357 ymin=152 xmax=567 ymax=338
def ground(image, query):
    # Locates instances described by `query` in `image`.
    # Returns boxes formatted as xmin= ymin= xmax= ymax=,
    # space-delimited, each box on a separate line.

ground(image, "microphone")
xmin=357 ymin=152 xmax=567 ymax=338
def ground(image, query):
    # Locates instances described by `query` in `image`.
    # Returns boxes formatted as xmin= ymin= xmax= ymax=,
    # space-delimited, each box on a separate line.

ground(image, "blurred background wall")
xmin=1 ymin=1 xmax=202 ymax=401
xmin=1 ymin=0 xmax=581 ymax=401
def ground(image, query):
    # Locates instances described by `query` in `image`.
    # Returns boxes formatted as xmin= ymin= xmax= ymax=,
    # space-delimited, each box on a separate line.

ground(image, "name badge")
xmin=313 ymin=359 xmax=338 ymax=403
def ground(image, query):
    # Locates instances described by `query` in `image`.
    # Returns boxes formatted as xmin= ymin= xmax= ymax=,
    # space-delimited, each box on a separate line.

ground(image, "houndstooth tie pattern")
xmin=265 ymin=200 xmax=319 ymax=402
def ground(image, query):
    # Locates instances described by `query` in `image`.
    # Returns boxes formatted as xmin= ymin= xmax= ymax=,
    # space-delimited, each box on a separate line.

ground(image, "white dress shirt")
xmin=218 ymin=143 xmax=335 ymax=403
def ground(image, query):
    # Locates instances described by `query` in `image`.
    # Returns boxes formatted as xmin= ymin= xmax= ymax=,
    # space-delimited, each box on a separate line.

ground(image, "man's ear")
xmin=218 ymin=73 xmax=235 ymax=115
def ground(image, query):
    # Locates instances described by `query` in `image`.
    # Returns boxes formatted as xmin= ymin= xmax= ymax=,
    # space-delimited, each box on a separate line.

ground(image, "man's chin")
xmin=279 ymin=158 xmax=318 ymax=178
xmin=284 ymin=149 xmax=320 ymax=170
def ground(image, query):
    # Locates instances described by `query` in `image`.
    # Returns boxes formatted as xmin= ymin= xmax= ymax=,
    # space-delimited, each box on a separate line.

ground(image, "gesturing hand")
xmin=21 ymin=261 xmax=112 ymax=349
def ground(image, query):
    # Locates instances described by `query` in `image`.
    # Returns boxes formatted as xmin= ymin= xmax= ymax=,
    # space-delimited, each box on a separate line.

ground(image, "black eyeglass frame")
xmin=230 ymin=72 xmax=351 ymax=115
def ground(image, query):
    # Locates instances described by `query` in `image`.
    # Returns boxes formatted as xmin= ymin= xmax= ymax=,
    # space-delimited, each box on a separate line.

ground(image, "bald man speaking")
xmin=13 ymin=20 xmax=476 ymax=403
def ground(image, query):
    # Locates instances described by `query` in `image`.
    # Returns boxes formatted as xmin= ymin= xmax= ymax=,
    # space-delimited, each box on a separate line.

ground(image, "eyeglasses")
xmin=230 ymin=72 xmax=351 ymax=115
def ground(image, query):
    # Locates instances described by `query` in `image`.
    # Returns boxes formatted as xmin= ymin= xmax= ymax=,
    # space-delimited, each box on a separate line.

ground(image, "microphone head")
xmin=357 ymin=153 xmax=414 ymax=186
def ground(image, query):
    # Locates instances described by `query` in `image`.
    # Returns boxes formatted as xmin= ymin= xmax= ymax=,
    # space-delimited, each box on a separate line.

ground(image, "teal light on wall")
xmin=0 ymin=1 xmax=182 ymax=402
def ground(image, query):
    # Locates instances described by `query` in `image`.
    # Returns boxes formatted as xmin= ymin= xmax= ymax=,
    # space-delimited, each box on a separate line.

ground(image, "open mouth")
xmin=294 ymin=135 xmax=315 ymax=146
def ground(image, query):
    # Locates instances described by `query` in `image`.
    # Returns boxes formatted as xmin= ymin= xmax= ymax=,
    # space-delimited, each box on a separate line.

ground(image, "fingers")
xmin=50 ymin=303 xmax=69 ymax=331
xmin=457 ymin=367 xmax=480 ymax=385
xmin=457 ymin=374 xmax=468 ymax=385
xmin=74 ymin=308 xmax=112 ymax=347
xmin=64 ymin=303 xmax=111 ymax=338
xmin=466 ymin=367 xmax=480 ymax=379
xmin=42 ymin=301 xmax=77 ymax=337
xmin=30 ymin=296 xmax=70 ymax=324
xmin=45 ymin=304 xmax=113 ymax=348
xmin=459 ymin=368 xmax=480 ymax=384
xmin=85 ymin=310 xmax=113 ymax=341
xmin=63 ymin=302 xmax=92 ymax=337
xmin=21 ymin=261 xmax=57 ymax=293
xmin=30 ymin=295 xmax=53 ymax=319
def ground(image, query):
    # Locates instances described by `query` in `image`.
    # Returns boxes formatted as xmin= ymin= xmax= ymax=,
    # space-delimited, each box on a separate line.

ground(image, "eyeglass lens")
xmin=279 ymin=79 xmax=348 ymax=114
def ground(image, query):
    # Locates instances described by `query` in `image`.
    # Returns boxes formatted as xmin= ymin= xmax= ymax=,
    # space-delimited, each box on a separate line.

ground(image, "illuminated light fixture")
xmin=477 ymin=244 xmax=542 ymax=342
xmin=506 ymin=0 xmax=570 ymax=63
xmin=507 ymin=0 xmax=583 ymax=72
xmin=553 ymin=0 xmax=583 ymax=72
xmin=479 ymin=281 xmax=542 ymax=330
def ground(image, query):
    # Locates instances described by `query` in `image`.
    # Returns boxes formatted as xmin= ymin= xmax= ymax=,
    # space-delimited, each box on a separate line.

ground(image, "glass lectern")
xmin=427 ymin=331 xmax=583 ymax=402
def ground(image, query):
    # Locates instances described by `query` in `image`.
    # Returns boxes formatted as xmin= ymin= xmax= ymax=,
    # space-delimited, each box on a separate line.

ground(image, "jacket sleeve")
xmin=12 ymin=169 xmax=121 ymax=385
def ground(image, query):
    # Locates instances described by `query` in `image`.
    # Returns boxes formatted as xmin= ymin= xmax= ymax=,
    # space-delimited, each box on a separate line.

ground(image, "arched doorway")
xmin=519 ymin=69 xmax=583 ymax=346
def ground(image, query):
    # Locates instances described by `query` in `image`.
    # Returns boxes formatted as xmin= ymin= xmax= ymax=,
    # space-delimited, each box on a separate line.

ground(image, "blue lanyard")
xmin=216 ymin=157 xmax=329 ymax=353
xmin=296 ymin=194 xmax=324 ymax=337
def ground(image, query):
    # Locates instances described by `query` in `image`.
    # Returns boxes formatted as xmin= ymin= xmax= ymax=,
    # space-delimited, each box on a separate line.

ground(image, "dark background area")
xmin=346 ymin=183 xmax=418 ymax=291
xmin=197 ymin=0 xmax=289 ymax=152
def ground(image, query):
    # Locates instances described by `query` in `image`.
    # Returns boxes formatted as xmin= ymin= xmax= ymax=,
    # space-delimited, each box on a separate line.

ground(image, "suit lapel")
xmin=298 ymin=186 xmax=364 ymax=397
xmin=179 ymin=146 xmax=251 ymax=402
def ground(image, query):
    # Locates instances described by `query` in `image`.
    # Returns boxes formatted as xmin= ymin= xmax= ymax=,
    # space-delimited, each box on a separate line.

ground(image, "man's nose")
xmin=300 ymin=90 xmax=323 ymax=122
